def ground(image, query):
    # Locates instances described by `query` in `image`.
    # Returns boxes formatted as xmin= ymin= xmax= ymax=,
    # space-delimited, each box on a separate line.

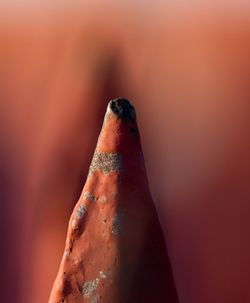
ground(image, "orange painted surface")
xmin=49 ymin=99 xmax=178 ymax=303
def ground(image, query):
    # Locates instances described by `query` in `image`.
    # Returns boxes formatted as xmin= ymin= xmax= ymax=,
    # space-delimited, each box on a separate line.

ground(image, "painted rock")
xmin=49 ymin=98 xmax=178 ymax=303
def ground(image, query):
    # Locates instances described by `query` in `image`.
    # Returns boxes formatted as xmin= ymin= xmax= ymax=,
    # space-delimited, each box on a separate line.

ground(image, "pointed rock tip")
xmin=108 ymin=97 xmax=136 ymax=120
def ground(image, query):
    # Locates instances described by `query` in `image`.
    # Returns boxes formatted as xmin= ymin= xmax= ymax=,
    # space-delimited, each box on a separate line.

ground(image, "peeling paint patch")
xmin=63 ymin=250 xmax=70 ymax=258
xmin=83 ymin=191 xmax=96 ymax=202
xmin=76 ymin=204 xmax=87 ymax=219
xmin=99 ymin=271 xmax=107 ymax=279
xmin=82 ymin=278 xmax=99 ymax=298
xmin=71 ymin=204 xmax=87 ymax=231
xmin=88 ymin=152 xmax=122 ymax=176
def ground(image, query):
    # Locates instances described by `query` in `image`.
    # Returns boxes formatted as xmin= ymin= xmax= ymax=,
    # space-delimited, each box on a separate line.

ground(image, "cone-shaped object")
xmin=49 ymin=98 xmax=178 ymax=303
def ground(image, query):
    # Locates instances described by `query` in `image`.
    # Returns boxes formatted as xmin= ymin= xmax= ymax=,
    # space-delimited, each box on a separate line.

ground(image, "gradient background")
xmin=0 ymin=1 xmax=250 ymax=302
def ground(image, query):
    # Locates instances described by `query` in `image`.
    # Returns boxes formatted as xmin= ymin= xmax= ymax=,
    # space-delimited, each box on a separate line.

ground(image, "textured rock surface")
xmin=49 ymin=98 xmax=178 ymax=303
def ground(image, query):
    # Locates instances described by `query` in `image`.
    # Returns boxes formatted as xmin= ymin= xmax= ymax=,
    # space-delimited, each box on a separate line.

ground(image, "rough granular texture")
xmin=49 ymin=98 xmax=178 ymax=303
xmin=82 ymin=278 xmax=99 ymax=297
xmin=83 ymin=191 xmax=96 ymax=202
xmin=76 ymin=204 xmax=87 ymax=219
xmin=88 ymin=152 xmax=122 ymax=176
xmin=109 ymin=97 xmax=136 ymax=120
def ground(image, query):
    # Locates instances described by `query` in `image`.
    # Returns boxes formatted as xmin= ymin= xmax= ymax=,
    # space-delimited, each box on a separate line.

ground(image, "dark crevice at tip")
xmin=108 ymin=97 xmax=135 ymax=120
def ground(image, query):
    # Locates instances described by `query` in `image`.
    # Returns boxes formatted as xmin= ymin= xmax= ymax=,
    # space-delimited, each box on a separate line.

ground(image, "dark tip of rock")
xmin=108 ymin=97 xmax=135 ymax=120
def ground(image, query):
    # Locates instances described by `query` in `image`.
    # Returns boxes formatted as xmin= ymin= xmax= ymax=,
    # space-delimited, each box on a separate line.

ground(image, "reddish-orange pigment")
xmin=49 ymin=98 xmax=178 ymax=303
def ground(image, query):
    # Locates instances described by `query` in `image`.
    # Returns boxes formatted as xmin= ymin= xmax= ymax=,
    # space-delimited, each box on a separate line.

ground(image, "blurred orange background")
xmin=0 ymin=1 xmax=250 ymax=303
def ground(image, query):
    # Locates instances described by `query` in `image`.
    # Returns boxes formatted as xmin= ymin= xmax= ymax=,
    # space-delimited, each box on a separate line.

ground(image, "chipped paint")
xmin=76 ymin=204 xmax=87 ymax=219
xmin=82 ymin=278 xmax=99 ymax=298
xmin=88 ymin=152 xmax=122 ymax=176
xmin=83 ymin=191 xmax=96 ymax=202
xmin=71 ymin=204 xmax=87 ymax=231
xmin=99 ymin=271 xmax=107 ymax=279
xmin=63 ymin=250 xmax=70 ymax=258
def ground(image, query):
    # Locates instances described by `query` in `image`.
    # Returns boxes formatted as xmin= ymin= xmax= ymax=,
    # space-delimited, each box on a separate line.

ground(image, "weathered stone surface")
xmin=49 ymin=98 xmax=178 ymax=303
